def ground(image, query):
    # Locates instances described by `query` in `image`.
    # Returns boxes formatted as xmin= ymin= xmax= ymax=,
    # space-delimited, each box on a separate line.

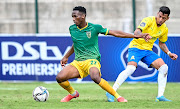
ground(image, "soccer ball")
xmin=33 ymin=86 xmax=49 ymax=102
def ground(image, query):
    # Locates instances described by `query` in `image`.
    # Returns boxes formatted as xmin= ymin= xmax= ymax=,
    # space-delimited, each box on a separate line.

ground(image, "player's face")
xmin=72 ymin=10 xmax=85 ymax=26
xmin=156 ymin=12 xmax=169 ymax=27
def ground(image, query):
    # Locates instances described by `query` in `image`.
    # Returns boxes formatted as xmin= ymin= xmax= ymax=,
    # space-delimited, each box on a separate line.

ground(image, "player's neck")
xmin=155 ymin=17 xmax=162 ymax=27
xmin=78 ymin=21 xmax=87 ymax=28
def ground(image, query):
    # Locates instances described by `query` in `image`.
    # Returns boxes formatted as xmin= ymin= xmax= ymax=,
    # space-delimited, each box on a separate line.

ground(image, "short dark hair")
xmin=159 ymin=6 xmax=170 ymax=16
xmin=73 ymin=6 xmax=86 ymax=15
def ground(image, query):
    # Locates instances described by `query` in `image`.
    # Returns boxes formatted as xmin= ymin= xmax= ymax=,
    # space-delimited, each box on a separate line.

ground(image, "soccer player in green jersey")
xmin=106 ymin=6 xmax=178 ymax=102
xmin=56 ymin=6 xmax=150 ymax=102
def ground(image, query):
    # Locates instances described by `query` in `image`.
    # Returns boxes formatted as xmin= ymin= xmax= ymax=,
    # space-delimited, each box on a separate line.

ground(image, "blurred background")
xmin=0 ymin=0 xmax=180 ymax=82
xmin=0 ymin=0 xmax=180 ymax=34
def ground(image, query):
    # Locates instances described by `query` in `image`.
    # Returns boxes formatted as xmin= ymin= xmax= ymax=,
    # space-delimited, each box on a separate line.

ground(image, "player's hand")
xmin=60 ymin=57 xmax=68 ymax=68
xmin=144 ymin=34 xmax=152 ymax=42
xmin=169 ymin=53 xmax=178 ymax=60
xmin=141 ymin=33 xmax=151 ymax=42
xmin=135 ymin=33 xmax=151 ymax=42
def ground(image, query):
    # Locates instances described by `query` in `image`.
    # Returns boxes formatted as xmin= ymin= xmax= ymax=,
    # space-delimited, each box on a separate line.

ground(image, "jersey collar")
xmin=77 ymin=22 xmax=88 ymax=31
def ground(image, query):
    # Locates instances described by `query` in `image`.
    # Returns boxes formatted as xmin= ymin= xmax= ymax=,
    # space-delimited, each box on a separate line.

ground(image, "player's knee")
xmin=89 ymin=67 xmax=101 ymax=83
xmin=90 ymin=72 xmax=101 ymax=84
xmin=158 ymin=64 xmax=168 ymax=74
xmin=56 ymin=71 xmax=64 ymax=83
xmin=91 ymin=77 xmax=101 ymax=84
xmin=56 ymin=75 xmax=61 ymax=83
xmin=126 ymin=65 xmax=136 ymax=76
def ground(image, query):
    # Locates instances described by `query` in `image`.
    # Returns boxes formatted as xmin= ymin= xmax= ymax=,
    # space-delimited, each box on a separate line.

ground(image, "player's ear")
xmin=157 ymin=12 xmax=159 ymax=15
xmin=82 ymin=14 xmax=85 ymax=19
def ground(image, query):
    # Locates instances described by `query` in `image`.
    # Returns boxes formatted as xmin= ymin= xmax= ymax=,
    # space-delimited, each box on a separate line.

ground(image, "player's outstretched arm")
xmin=108 ymin=30 xmax=150 ymax=41
xmin=159 ymin=41 xmax=178 ymax=60
xmin=108 ymin=30 xmax=137 ymax=38
xmin=60 ymin=44 xmax=74 ymax=67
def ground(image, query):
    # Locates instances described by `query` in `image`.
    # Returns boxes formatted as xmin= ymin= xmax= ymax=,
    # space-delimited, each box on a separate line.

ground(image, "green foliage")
xmin=0 ymin=82 xmax=179 ymax=109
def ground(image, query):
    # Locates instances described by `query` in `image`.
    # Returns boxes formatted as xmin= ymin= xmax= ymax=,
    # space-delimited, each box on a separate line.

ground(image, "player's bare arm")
xmin=60 ymin=44 xmax=74 ymax=67
xmin=134 ymin=28 xmax=152 ymax=42
xmin=108 ymin=30 xmax=145 ymax=39
xmin=159 ymin=41 xmax=178 ymax=60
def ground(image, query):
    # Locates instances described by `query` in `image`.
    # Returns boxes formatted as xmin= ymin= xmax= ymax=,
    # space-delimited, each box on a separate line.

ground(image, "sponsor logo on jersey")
xmin=140 ymin=22 xmax=146 ymax=27
xmin=151 ymin=36 xmax=157 ymax=40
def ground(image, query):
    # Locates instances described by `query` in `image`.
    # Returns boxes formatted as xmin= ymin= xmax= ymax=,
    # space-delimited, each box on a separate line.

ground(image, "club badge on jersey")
xmin=86 ymin=31 xmax=91 ymax=38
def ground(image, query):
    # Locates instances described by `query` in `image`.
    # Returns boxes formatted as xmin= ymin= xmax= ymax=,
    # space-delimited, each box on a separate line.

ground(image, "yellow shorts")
xmin=70 ymin=59 xmax=101 ymax=78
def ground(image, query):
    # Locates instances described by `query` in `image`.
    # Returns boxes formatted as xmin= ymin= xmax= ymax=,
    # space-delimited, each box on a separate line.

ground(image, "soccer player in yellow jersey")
xmin=106 ymin=6 xmax=178 ymax=102
xmin=56 ymin=6 xmax=150 ymax=102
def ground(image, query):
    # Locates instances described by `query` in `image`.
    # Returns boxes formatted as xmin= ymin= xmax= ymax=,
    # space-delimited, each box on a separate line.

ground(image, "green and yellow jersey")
xmin=129 ymin=16 xmax=168 ymax=50
xmin=69 ymin=22 xmax=109 ymax=62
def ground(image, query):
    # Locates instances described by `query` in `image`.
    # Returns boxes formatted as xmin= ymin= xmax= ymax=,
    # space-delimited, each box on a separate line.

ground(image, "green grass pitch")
xmin=0 ymin=82 xmax=180 ymax=109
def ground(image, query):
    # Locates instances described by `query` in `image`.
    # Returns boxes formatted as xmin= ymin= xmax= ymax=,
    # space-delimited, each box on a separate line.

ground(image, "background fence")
xmin=0 ymin=0 xmax=180 ymax=34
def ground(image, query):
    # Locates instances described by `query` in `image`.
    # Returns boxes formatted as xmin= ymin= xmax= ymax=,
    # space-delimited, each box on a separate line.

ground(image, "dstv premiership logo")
xmin=0 ymin=41 xmax=72 ymax=76
xmin=121 ymin=44 xmax=160 ymax=80
xmin=1 ymin=41 xmax=71 ymax=60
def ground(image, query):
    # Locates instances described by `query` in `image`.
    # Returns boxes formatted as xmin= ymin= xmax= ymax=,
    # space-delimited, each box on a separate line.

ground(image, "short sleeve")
xmin=94 ymin=24 xmax=109 ymax=35
xmin=138 ymin=17 xmax=153 ymax=32
xmin=69 ymin=26 xmax=72 ymax=35
xmin=159 ymin=28 xmax=168 ymax=43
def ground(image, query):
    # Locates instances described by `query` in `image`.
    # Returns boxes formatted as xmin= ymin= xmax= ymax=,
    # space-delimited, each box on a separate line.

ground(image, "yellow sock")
xmin=99 ymin=78 xmax=120 ymax=99
xmin=58 ymin=81 xmax=75 ymax=94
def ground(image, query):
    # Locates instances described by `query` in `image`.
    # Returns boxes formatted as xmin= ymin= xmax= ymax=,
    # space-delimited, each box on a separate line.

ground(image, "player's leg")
xmin=86 ymin=59 xmax=127 ymax=102
xmin=56 ymin=64 xmax=81 ymax=102
xmin=89 ymin=67 xmax=127 ymax=102
xmin=151 ymin=58 xmax=171 ymax=102
xmin=113 ymin=62 xmax=137 ymax=91
xmin=143 ymin=50 xmax=171 ymax=101
xmin=107 ymin=48 xmax=144 ymax=102
xmin=106 ymin=62 xmax=137 ymax=102
xmin=113 ymin=48 xmax=142 ymax=91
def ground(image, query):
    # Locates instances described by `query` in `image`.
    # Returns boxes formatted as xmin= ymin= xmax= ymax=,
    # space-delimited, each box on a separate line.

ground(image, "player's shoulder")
xmin=143 ymin=16 xmax=155 ymax=21
xmin=162 ymin=23 xmax=168 ymax=30
xmin=89 ymin=22 xmax=103 ymax=29
xmin=69 ymin=24 xmax=77 ymax=30
xmin=88 ymin=22 xmax=100 ymax=27
xmin=88 ymin=22 xmax=94 ymax=26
